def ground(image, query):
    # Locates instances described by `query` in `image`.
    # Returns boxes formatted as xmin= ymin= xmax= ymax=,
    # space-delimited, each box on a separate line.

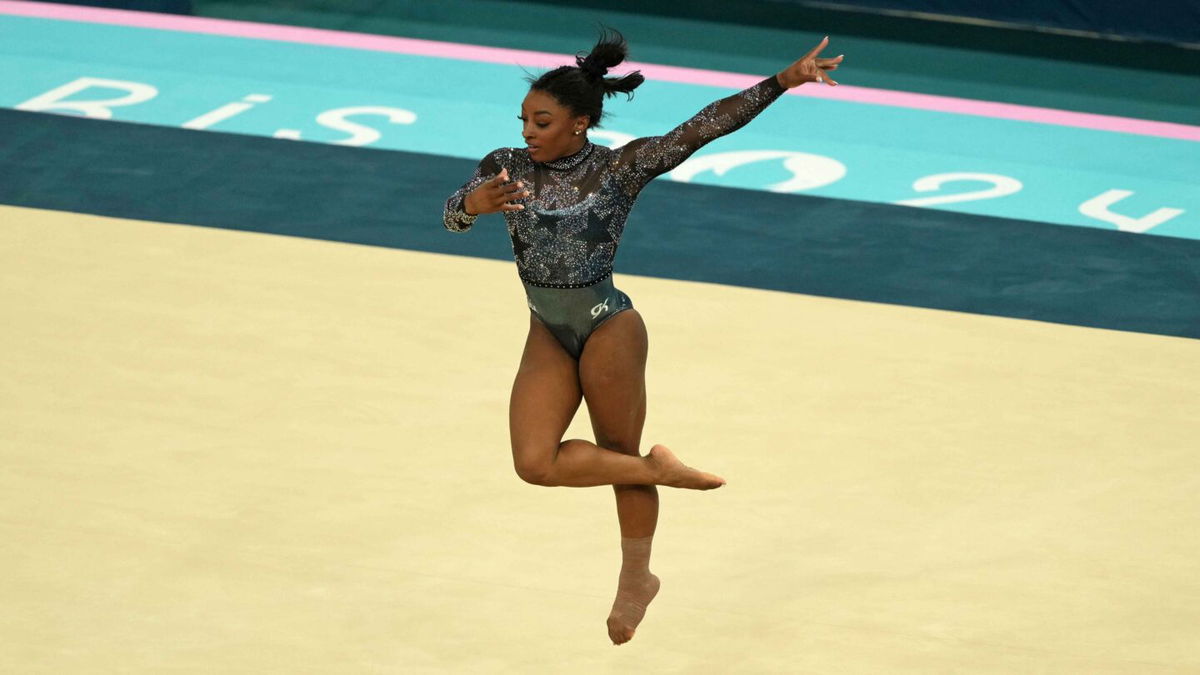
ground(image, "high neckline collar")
xmin=541 ymin=141 xmax=593 ymax=170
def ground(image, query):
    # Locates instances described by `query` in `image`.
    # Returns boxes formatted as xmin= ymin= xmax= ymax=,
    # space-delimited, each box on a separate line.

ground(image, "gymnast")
xmin=443 ymin=28 xmax=842 ymax=645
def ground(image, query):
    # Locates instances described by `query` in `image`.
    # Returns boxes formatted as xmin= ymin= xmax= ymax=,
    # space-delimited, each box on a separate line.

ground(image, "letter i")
xmin=182 ymin=94 xmax=272 ymax=130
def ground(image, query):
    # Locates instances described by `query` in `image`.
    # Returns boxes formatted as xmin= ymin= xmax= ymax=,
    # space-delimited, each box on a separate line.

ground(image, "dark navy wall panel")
xmin=32 ymin=0 xmax=194 ymax=15
xmin=792 ymin=0 xmax=1200 ymax=45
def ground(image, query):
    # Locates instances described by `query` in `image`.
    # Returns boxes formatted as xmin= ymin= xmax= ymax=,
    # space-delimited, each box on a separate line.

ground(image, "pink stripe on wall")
xmin=2 ymin=0 xmax=1197 ymax=142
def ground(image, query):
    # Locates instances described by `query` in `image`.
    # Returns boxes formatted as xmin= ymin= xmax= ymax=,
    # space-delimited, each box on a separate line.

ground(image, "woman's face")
xmin=520 ymin=89 xmax=588 ymax=163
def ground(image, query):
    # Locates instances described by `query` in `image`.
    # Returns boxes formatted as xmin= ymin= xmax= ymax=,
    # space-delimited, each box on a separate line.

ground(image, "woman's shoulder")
xmin=592 ymin=143 xmax=619 ymax=158
xmin=482 ymin=147 xmax=531 ymax=162
xmin=479 ymin=147 xmax=533 ymax=172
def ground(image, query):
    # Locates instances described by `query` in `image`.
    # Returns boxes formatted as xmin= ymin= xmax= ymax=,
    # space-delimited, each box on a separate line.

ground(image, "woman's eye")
xmin=536 ymin=123 xmax=549 ymax=129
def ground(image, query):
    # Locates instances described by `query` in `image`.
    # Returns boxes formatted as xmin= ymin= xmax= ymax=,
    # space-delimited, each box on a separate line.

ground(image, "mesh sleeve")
xmin=615 ymin=76 xmax=787 ymax=194
xmin=443 ymin=149 xmax=505 ymax=232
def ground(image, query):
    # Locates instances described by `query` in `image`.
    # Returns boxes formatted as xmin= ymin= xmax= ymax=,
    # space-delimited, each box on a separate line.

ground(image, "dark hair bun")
xmin=575 ymin=27 xmax=644 ymax=98
xmin=525 ymin=26 xmax=644 ymax=128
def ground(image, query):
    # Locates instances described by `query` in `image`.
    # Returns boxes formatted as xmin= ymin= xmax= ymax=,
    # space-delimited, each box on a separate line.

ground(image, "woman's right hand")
xmin=464 ymin=168 xmax=530 ymax=215
xmin=776 ymin=36 xmax=843 ymax=88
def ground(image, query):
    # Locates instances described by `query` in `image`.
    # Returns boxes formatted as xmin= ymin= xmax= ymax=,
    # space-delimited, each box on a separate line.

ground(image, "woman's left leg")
xmin=579 ymin=310 xmax=661 ymax=645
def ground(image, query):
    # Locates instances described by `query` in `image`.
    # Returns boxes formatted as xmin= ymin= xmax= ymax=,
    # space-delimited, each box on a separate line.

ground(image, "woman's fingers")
xmin=810 ymin=50 xmax=842 ymax=85
xmin=491 ymin=175 xmax=524 ymax=197
xmin=502 ymin=182 xmax=530 ymax=200
xmin=802 ymin=36 xmax=829 ymax=61
xmin=470 ymin=169 xmax=531 ymax=214
xmin=777 ymin=40 xmax=840 ymax=88
xmin=492 ymin=176 xmax=529 ymax=209
xmin=816 ymin=55 xmax=843 ymax=81
xmin=466 ymin=168 xmax=531 ymax=214
xmin=498 ymin=181 xmax=526 ymax=210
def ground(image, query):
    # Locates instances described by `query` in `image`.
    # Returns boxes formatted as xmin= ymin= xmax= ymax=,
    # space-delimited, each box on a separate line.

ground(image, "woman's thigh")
xmin=579 ymin=310 xmax=649 ymax=455
xmin=509 ymin=314 xmax=584 ymax=467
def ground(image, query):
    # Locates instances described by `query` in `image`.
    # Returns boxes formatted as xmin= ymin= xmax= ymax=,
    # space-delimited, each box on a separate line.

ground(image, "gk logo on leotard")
xmin=590 ymin=297 xmax=610 ymax=319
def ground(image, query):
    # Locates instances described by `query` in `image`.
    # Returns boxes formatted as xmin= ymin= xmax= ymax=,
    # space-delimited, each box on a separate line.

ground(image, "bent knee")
xmin=513 ymin=453 xmax=554 ymax=486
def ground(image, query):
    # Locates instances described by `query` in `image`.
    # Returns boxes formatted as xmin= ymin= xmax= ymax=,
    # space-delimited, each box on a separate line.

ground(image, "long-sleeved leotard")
xmin=443 ymin=75 xmax=787 ymax=355
xmin=444 ymin=75 xmax=786 ymax=286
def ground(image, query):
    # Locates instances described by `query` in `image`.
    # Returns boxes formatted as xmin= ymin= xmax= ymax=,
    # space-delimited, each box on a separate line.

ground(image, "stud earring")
xmin=574 ymin=130 xmax=582 ymax=135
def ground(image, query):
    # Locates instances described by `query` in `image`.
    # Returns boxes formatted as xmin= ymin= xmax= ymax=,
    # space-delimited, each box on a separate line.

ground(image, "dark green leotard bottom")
xmin=522 ymin=275 xmax=634 ymax=359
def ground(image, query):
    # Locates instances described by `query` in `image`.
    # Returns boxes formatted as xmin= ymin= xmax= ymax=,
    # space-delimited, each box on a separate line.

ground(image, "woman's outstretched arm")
xmin=615 ymin=36 xmax=843 ymax=193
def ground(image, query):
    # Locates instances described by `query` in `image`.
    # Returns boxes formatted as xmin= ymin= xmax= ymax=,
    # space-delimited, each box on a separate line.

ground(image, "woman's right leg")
xmin=510 ymin=315 xmax=658 ymax=487
xmin=509 ymin=315 xmax=722 ymax=489
xmin=577 ymin=310 xmax=661 ymax=645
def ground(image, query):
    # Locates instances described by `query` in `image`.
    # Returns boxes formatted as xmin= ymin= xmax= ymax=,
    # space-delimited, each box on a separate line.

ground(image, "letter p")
xmin=16 ymin=77 xmax=158 ymax=119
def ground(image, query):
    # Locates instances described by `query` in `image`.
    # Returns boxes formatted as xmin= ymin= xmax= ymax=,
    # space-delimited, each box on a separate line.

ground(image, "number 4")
xmin=1079 ymin=190 xmax=1184 ymax=234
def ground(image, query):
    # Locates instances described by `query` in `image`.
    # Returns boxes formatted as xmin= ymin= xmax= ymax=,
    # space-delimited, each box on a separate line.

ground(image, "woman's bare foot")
xmin=607 ymin=573 xmax=661 ymax=645
xmin=647 ymin=445 xmax=725 ymax=489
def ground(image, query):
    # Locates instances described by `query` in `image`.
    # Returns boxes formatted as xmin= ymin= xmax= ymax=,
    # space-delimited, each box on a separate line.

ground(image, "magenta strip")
xmin=2 ymin=0 xmax=1197 ymax=141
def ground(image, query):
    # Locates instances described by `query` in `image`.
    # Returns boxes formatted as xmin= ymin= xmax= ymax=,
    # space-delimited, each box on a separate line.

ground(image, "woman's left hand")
xmin=776 ymin=36 xmax=843 ymax=88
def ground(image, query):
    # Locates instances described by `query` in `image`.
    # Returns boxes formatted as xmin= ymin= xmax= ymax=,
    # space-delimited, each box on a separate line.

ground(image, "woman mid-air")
xmin=443 ymin=29 xmax=842 ymax=645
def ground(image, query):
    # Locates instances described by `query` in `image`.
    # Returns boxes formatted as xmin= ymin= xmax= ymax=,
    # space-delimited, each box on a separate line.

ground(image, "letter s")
xmin=315 ymin=106 xmax=417 ymax=147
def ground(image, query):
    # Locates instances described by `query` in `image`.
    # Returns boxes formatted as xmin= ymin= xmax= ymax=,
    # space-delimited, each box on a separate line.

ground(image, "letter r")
xmin=16 ymin=77 xmax=158 ymax=119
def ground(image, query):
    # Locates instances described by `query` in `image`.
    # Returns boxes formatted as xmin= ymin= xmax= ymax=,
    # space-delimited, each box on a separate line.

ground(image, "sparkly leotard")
xmin=444 ymin=75 xmax=787 ymax=357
